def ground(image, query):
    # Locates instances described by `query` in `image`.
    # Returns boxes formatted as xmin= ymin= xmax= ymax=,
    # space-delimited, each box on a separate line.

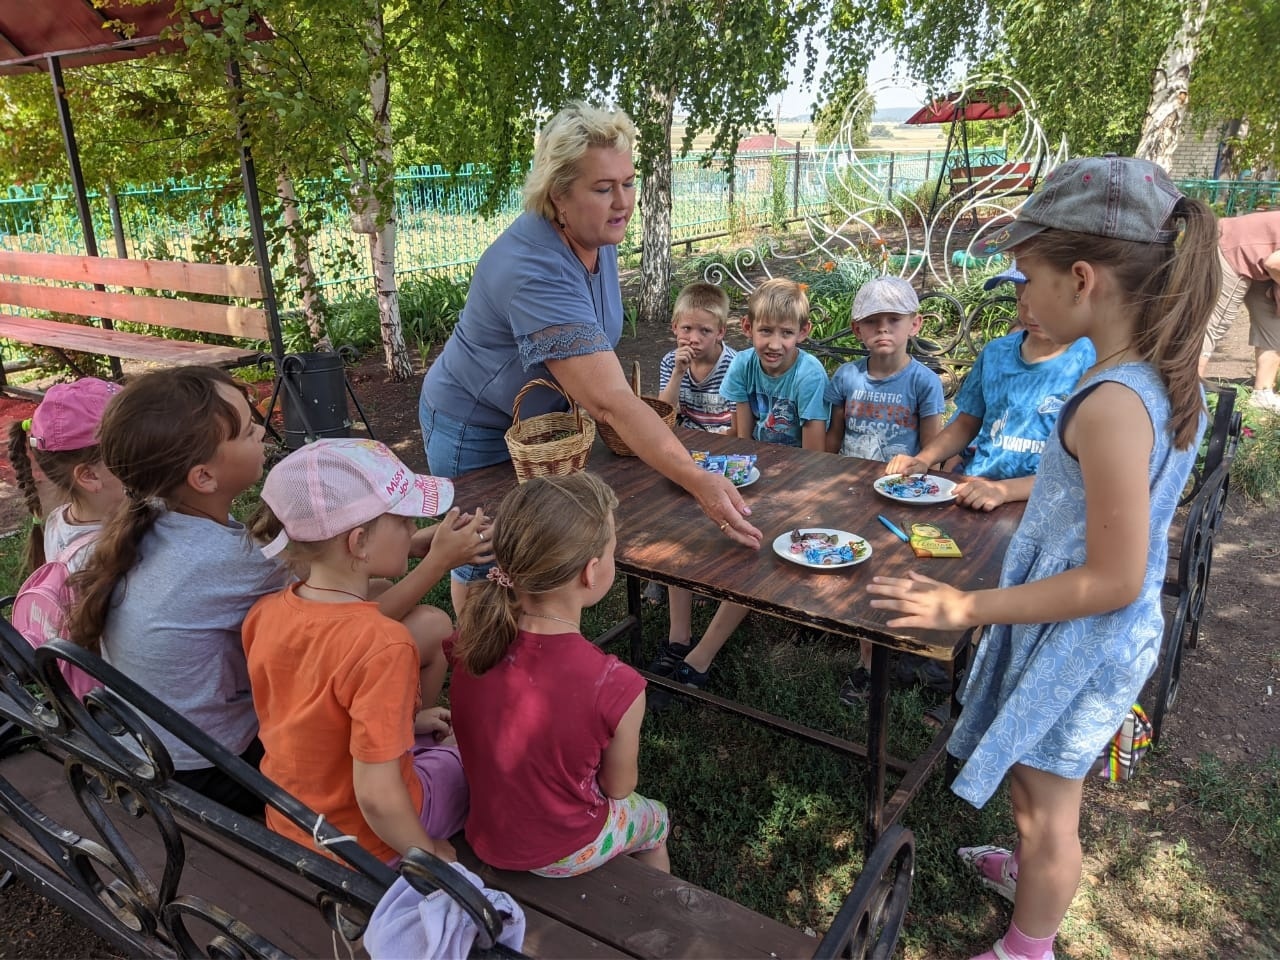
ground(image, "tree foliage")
xmin=1192 ymin=0 xmax=1280 ymax=171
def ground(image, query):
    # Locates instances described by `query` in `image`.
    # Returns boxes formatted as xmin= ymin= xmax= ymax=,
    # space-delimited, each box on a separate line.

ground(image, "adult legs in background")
xmin=1199 ymin=248 xmax=1248 ymax=378
xmin=1245 ymin=280 xmax=1280 ymax=411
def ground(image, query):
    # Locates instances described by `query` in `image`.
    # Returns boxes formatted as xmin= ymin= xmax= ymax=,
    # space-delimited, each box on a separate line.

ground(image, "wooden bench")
xmin=0 ymin=249 xmax=270 ymax=389
xmin=0 ymin=621 xmax=915 ymax=958
xmin=947 ymin=161 xmax=1037 ymax=198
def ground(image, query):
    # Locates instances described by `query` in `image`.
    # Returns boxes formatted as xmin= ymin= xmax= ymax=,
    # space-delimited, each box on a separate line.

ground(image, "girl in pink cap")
xmin=243 ymin=439 xmax=484 ymax=864
xmin=7 ymin=377 xmax=123 ymax=577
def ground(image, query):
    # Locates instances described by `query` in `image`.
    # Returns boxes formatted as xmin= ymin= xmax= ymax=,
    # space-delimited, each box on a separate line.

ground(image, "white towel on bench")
xmin=366 ymin=861 xmax=526 ymax=959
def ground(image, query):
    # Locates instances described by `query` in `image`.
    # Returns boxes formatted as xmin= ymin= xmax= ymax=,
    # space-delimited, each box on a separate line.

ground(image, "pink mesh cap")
xmin=29 ymin=378 xmax=121 ymax=452
xmin=260 ymin=438 xmax=454 ymax=558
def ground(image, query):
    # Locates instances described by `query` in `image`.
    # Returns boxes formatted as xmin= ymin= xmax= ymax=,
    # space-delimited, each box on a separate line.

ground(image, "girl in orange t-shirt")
xmin=244 ymin=438 xmax=487 ymax=863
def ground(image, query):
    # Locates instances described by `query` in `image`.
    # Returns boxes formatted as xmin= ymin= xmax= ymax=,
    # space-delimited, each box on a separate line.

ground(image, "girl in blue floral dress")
xmin=868 ymin=156 xmax=1218 ymax=960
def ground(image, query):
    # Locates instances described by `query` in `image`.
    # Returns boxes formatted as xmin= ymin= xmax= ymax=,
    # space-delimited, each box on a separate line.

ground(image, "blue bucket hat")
xmin=982 ymin=263 xmax=1026 ymax=290
xmin=976 ymin=155 xmax=1183 ymax=257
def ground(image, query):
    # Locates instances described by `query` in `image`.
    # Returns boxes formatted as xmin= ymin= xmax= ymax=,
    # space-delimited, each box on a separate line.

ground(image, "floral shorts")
xmin=531 ymin=793 xmax=669 ymax=878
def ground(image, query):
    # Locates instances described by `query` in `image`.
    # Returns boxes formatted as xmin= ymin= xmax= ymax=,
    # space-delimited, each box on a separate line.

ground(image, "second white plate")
xmin=771 ymin=528 xmax=873 ymax=569
xmin=873 ymin=474 xmax=957 ymax=505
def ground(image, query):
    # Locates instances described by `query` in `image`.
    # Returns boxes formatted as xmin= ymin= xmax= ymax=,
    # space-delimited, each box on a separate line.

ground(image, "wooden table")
xmin=452 ymin=429 xmax=1026 ymax=850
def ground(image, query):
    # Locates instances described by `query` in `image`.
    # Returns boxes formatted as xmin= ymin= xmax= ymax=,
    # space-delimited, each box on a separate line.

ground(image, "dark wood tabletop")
xmin=452 ymin=428 xmax=1026 ymax=661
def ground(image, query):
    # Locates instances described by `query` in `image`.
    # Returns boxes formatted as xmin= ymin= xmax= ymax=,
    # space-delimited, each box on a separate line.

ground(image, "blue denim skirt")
xmin=419 ymin=397 xmax=509 ymax=583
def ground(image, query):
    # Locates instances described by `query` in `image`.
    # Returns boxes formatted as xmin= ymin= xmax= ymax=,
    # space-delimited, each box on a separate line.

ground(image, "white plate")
xmin=732 ymin=465 xmax=761 ymax=489
xmin=772 ymin=528 xmax=873 ymax=570
xmin=873 ymin=474 xmax=958 ymax=505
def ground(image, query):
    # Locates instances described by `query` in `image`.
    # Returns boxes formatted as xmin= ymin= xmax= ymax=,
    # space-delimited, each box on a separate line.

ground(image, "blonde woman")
xmin=419 ymin=102 xmax=760 ymax=610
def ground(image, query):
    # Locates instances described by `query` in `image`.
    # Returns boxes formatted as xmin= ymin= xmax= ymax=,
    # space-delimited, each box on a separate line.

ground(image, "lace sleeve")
xmin=517 ymin=321 xmax=614 ymax=369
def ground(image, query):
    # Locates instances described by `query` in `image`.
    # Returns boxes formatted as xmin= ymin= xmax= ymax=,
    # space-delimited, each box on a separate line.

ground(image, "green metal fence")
xmin=1 ymin=157 xmax=1275 ymax=312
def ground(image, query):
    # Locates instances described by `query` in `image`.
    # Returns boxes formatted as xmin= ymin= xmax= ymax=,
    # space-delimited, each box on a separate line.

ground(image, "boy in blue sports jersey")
xmin=885 ymin=264 xmax=1096 ymax=511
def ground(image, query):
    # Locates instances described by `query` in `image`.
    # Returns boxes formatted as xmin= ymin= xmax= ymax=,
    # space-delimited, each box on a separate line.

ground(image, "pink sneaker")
xmin=957 ymin=844 xmax=1017 ymax=903
xmin=968 ymin=941 xmax=1056 ymax=960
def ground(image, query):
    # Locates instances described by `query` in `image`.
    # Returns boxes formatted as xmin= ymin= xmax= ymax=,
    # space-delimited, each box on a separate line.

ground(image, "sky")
xmin=776 ymin=47 xmax=931 ymax=117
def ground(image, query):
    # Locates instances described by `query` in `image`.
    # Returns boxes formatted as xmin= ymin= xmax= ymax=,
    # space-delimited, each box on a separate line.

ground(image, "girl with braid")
xmin=6 ymin=378 xmax=123 ymax=577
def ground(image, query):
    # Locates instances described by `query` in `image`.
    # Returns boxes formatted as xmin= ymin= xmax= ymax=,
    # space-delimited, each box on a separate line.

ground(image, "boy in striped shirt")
xmin=657 ymin=282 xmax=736 ymax=433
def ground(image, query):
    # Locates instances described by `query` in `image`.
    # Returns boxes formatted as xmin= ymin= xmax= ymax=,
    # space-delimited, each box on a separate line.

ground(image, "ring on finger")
xmin=719 ymin=521 xmax=730 ymax=532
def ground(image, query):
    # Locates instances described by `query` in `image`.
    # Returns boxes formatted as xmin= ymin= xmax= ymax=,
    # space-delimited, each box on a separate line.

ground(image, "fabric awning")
xmin=905 ymin=92 xmax=1022 ymax=125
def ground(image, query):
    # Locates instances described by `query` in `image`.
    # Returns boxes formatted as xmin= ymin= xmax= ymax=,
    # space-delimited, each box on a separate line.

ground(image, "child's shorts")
xmin=411 ymin=737 xmax=469 ymax=840
xmin=531 ymin=793 xmax=669 ymax=878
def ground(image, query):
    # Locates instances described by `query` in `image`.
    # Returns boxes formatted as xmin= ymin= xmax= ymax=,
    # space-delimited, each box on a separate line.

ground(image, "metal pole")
xmin=107 ymin=191 xmax=128 ymax=259
xmin=49 ymin=55 xmax=122 ymax=380
xmin=226 ymin=58 xmax=287 ymax=361
xmin=792 ymin=141 xmax=801 ymax=217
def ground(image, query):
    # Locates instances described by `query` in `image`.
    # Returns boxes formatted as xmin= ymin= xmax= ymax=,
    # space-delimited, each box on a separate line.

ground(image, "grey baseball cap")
xmin=852 ymin=276 xmax=920 ymax=321
xmin=982 ymin=262 xmax=1026 ymax=289
xmin=976 ymin=155 xmax=1183 ymax=256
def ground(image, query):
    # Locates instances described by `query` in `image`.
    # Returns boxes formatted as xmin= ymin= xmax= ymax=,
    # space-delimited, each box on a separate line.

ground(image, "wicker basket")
xmin=504 ymin=378 xmax=595 ymax=483
xmin=598 ymin=362 xmax=676 ymax=457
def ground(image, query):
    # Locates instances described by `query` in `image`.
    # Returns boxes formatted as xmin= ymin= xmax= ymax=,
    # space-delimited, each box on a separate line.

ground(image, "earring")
xmin=556 ymin=209 xmax=566 ymax=228
xmin=1073 ymin=293 xmax=1080 ymax=303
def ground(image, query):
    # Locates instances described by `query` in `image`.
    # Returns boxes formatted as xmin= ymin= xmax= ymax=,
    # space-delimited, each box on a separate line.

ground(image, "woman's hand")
xmin=414 ymin=706 xmax=453 ymax=741
xmin=866 ymin=572 xmax=976 ymax=629
xmin=884 ymin=454 xmax=928 ymax=477
xmin=689 ymin=470 xmax=762 ymax=549
xmin=427 ymin=507 xmax=494 ymax=569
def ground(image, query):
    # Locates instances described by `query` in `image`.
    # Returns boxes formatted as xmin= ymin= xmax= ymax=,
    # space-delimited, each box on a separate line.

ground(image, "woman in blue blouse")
xmin=420 ymin=102 xmax=760 ymax=603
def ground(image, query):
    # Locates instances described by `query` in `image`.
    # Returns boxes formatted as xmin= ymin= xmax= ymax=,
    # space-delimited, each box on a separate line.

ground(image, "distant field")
xmin=671 ymin=120 xmax=947 ymax=155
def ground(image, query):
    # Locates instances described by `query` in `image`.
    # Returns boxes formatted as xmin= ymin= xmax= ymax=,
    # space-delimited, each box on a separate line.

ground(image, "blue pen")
xmin=877 ymin=514 xmax=910 ymax=543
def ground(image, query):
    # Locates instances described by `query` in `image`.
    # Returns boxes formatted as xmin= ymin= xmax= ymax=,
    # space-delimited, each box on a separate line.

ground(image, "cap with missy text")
xmin=976 ymin=155 xmax=1183 ymax=257
xmin=29 ymin=378 xmax=121 ymax=452
xmin=982 ymin=262 xmax=1027 ymax=290
xmin=260 ymin=438 xmax=454 ymax=559
xmin=852 ymin=276 xmax=920 ymax=322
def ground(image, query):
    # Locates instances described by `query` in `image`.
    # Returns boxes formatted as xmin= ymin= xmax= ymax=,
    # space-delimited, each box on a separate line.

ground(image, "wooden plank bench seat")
xmin=947 ymin=161 xmax=1037 ymax=197
xmin=0 ymin=622 xmax=915 ymax=959
xmin=0 ymin=249 xmax=270 ymax=387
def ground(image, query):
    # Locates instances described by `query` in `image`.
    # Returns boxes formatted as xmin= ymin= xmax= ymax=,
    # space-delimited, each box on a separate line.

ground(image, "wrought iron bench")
xmin=1147 ymin=384 xmax=1243 ymax=743
xmin=0 ymin=620 xmax=916 ymax=959
xmin=0 ymin=250 xmax=268 ymax=394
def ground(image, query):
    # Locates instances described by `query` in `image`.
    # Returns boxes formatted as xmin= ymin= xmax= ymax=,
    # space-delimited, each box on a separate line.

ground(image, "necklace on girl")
xmin=521 ymin=611 xmax=580 ymax=631
xmin=301 ymin=582 xmax=367 ymax=602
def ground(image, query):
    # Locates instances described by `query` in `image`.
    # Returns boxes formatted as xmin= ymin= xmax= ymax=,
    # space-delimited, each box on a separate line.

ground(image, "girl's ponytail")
xmin=66 ymin=497 xmax=162 ymax=653
xmin=8 ymin=420 xmax=47 ymax=575
xmin=1142 ymin=196 xmax=1219 ymax=449
xmin=456 ymin=576 xmax=520 ymax=675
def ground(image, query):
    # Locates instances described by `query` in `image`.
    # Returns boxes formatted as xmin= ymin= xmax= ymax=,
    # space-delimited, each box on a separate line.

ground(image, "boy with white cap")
xmin=826 ymin=277 xmax=945 ymax=699
xmin=825 ymin=276 xmax=945 ymax=461
xmin=244 ymin=439 xmax=488 ymax=865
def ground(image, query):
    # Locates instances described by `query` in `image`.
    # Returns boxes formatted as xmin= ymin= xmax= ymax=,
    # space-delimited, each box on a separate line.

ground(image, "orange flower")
xmin=822 ymin=261 xmax=836 ymax=272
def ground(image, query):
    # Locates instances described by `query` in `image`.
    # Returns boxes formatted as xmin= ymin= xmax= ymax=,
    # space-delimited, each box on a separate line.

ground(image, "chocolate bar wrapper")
xmin=909 ymin=522 xmax=962 ymax=558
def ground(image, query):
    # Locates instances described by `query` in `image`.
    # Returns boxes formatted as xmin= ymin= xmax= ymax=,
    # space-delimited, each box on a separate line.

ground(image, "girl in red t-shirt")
xmin=449 ymin=472 xmax=670 ymax=876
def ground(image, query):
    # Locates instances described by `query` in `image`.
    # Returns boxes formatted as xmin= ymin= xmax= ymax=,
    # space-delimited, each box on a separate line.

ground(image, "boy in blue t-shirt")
xmin=649 ymin=279 xmax=829 ymax=698
xmin=825 ymin=276 xmax=945 ymax=461
xmin=885 ymin=264 xmax=1096 ymax=511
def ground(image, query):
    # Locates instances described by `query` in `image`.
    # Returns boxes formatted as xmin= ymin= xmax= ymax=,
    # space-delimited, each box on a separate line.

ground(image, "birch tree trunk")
xmin=360 ymin=7 xmax=413 ymax=381
xmin=277 ymin=170 xmax=328 ymax=347
xmin=1134 ymin=0 xmax=1211 ymax=171
xmin=638 ymin=87 xmax=676 ymax=327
